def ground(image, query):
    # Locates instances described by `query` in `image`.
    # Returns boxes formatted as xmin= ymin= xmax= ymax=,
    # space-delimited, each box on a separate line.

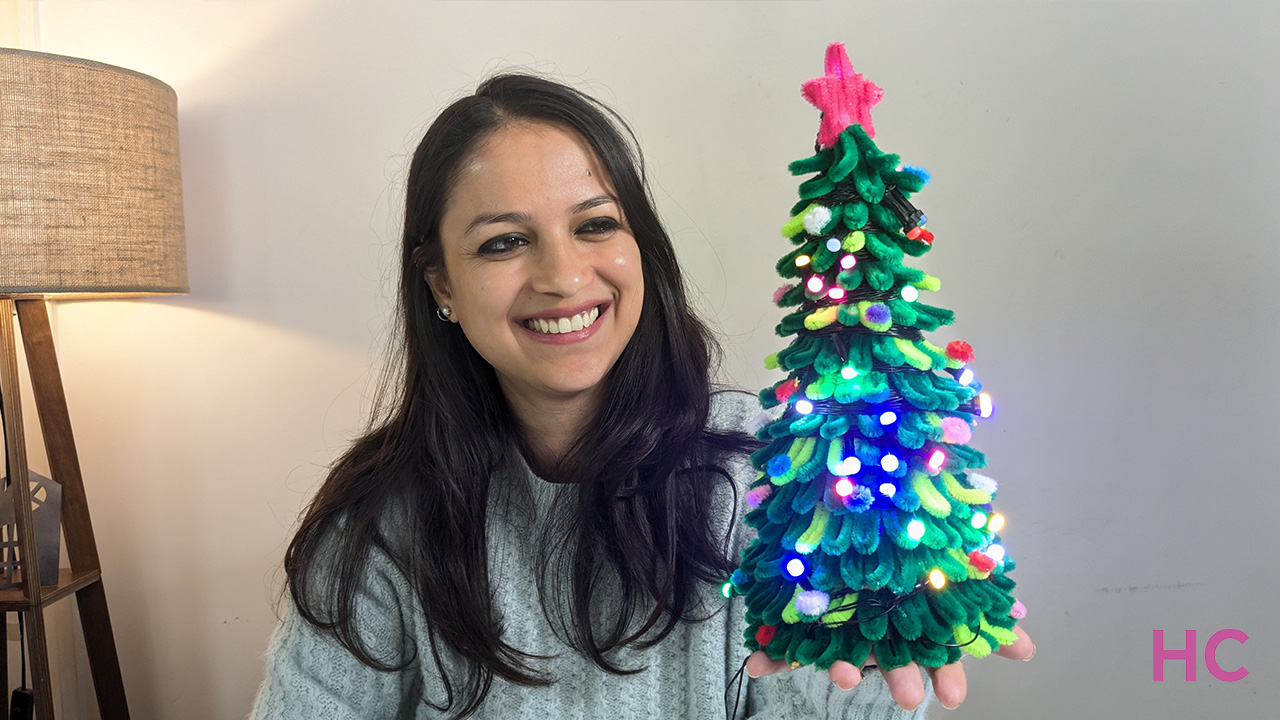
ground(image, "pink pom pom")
xmin=745 ymin=485 xmax=773 ymax=508
xmin=795 ymin=590 xmax=830 ymax=617
xmin=940 ymin=417 xmax=972 ymax=444
xmin=773 ymin=284 xmax=794 ymax=304
xmin=1010 ymin=600 xmax=1027 ymax=620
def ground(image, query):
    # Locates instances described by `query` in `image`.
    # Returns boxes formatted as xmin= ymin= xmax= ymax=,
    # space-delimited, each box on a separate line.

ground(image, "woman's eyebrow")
xmin=569 ymin=194 xmax=618 ymax=215
xmin=464 ymin=210 xmax=532 ymax=235
xmin=465 ymin=195 xmax=619 ymax=235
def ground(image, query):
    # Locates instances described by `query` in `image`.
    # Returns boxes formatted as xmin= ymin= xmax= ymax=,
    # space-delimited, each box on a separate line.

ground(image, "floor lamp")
xmin=0 ymin=49 xmax=187 ymax=719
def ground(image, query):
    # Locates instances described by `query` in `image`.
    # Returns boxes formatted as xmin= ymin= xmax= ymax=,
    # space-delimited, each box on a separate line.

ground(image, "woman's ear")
xmin=424 ymin=269 xmax=454 ymax=313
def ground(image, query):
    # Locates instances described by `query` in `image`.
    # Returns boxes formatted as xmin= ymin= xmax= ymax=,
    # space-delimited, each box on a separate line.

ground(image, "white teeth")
xmin=524 ymin=306 xmax=602 ymax=334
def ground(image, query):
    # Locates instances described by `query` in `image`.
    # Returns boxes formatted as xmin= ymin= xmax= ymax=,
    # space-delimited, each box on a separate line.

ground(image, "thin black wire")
xmin=725 ymin=654 xmax=748 ymax=720
xmin=815 ymin=585 xmax=984 ymax=649
xmin=778 ymin=386 xmax=982 ymax=419
xmin=804 ymin=322 xmax=925 ymax=342
xmin=18 ymin=609 xmax=28 ymax=688
xmin=1 ymin=373 xmax=9 ymax=487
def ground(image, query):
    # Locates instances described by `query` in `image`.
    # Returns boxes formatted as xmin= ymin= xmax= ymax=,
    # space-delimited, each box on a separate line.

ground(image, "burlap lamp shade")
xmin=1 ymin=47 xmax=187 ymax=297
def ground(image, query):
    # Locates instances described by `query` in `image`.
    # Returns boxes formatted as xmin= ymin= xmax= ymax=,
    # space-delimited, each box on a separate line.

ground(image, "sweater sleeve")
xmin=744 ymin=664 xmax=931 ymax=720
xmin=247 ymin=547 xmax=425 ymax=720
xmin=709 ymin=390 xmax=932 ymax=720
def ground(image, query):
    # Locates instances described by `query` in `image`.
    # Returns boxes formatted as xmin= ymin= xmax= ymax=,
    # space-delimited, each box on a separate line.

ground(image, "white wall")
xmin=5 ymin=0 xmax=1278 ymax=717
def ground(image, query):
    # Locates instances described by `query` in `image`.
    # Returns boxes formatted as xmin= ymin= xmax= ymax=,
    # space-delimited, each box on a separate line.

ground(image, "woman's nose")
xmin=530 ymin=235 xmax=590 ymax=297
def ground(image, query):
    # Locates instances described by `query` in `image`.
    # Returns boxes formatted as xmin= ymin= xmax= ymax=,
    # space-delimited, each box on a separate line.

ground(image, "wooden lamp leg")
xmin=1 ymin=610 xmax=8 ymax=720
xmin=0 ymin=300 xmax=53 ymax=718
xmin=0 ymin=299 xmax=130 ymax=719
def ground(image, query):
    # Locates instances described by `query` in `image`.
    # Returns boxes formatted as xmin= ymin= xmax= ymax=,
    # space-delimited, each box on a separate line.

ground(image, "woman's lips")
xmin=518 ymin=303 xmax=607 ymax=344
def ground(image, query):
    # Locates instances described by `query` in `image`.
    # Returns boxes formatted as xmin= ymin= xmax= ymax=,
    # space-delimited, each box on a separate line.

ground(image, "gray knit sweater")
xmin=248 ymin=391 xmax=931 ymax=719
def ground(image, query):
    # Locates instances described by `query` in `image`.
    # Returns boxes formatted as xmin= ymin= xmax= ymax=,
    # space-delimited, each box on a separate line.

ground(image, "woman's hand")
xmin=744 ymin=625 xmax=1035 ymax=711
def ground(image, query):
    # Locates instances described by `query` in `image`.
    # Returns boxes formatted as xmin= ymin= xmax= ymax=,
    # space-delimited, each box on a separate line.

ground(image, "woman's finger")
xmin=882 ymin=661 xmax=926 ymax=711
xmin=745 ymin=650 xmax=794 ymax=678
xmin=827 ymin=660 xmax=861 ymax=690
xmin=925 ymin=660 xmax=967 ymax=710
xmin=994 ymin=625 xmax=1036 ymax=661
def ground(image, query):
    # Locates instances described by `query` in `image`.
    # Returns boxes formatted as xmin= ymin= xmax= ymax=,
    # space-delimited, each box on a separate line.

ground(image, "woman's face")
xmin=428 ymin=122 xmax=644 ymax=414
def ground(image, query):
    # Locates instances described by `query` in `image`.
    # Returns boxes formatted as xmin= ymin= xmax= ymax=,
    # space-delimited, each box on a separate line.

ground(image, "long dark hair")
xmin=284 ymin=73 xmax=759 ymax=719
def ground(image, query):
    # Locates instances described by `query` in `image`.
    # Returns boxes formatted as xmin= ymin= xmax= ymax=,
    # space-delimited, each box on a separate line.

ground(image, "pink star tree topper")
xmin=802 ymin=42 xmax=884 ymax=147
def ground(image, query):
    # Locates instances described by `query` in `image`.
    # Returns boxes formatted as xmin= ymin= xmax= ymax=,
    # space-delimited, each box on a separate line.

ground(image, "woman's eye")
xmin=478 ymin=235 xmax=527 ymax=255
xmin=577 ymin=217 xmax=620 ymax=236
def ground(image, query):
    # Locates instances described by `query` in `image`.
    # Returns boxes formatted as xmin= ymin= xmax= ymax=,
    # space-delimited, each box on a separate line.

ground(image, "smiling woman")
xmin=425 ymin=123 xmax=644 ymax=472
xmin=248 ymin=74 xmax=943 ymax=720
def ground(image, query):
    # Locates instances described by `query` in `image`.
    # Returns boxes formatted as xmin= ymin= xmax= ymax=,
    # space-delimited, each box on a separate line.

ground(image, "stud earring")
xmin=437 ymin=306 xmax=452 ymax=322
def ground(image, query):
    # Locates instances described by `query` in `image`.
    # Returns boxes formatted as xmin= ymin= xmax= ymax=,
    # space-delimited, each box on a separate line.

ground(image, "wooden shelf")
xmin=0 ymin=569 xmax=102 ymax=612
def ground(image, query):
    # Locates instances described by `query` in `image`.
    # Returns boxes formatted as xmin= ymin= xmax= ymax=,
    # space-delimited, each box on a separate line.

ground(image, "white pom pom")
xmin=803 ymin=205 xmax=832 ymax=236
xmin=795 ymin=589 xmax=830 ymax=617
xmin=967 ymin=472 xmax=998 ymax=493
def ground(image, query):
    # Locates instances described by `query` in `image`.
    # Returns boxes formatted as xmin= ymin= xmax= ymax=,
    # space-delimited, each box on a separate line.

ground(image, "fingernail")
xmin=1024 ymin=643 xmax=1037 ymax=662
xmin=941 ymin=702 xmax=959 ymax=710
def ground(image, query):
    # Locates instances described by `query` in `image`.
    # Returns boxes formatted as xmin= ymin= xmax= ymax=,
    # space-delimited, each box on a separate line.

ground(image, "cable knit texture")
xmin=248 ymin=391 xmax=931 ymax=719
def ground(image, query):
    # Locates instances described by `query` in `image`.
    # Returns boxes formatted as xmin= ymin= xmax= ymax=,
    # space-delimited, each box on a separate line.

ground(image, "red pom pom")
xmin=755 ymin=624 xmax=778 ymax=647
xmin=774 ymin=378 xmax=801 ymax=403
xmin=945 ymin=341 xmax=975 ymax=364
xmin=968 ymin=550 xmax=997 ymax=573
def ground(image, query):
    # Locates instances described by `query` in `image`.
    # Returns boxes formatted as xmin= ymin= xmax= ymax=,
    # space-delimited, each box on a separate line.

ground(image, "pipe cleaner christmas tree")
xmin=728 ymin=43 xmax=1025 ymax=672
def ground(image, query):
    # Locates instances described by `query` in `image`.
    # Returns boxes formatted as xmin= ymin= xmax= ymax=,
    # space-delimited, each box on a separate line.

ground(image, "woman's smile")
xmin=518 ymin=301 xmax=608 ymax=341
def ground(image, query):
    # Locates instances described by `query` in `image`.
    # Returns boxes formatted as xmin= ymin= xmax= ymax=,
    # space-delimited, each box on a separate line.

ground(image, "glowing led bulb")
xmin=979 ymin=393 xmax=993 ymax=418
xmin=929 ymin=569 xmax=946 ymax=589
xmin=879 ymin=411 xmax=897 ymax=425
xmin=806 ymin=276 xmax=824 ymax=293
xmin=795 ymin=399 xmax=814 ymax=415
xmin=796 ymin=255 xmax=811 ymax=268
xmin=841 ymin=366 xmax=858 ymax=380
xmin=958 ymin=369 xmax=974 ymax=386
xmin=906 ymin=519 xmax=925 ymax=540
xmin=927 ymin=449 xmax=946 ymax=472
xmin=880 ymin=454 xmax=900 ymax=472
xmin=971 ymin=511 xmax=988 ymax=529
xmin=834 ymin=457 xmax=861 ymax=475
xmin=901 ymin=286 xmax=919 ymax=302
xmin=785 ymin=558 xmax=806 ymax=578
xmin=879 ymin=482 xmax=897 ymax=498
xmin=840 ymin=254 xmax=857 ymax=270
xmin=834 ymin=478 xmax=855 ymax=497
xmin=826 ymin=237 xmax=841 ymax=252
xmin=828 ymin=287 xmax=846 ymax=300
xmin=988 ymin=513 xmax=1006 ymax=532
xmin=721 ymin=582 xmax=733 ymax=598
xmin=986 ymin=544 xmax=1006 ymax=563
